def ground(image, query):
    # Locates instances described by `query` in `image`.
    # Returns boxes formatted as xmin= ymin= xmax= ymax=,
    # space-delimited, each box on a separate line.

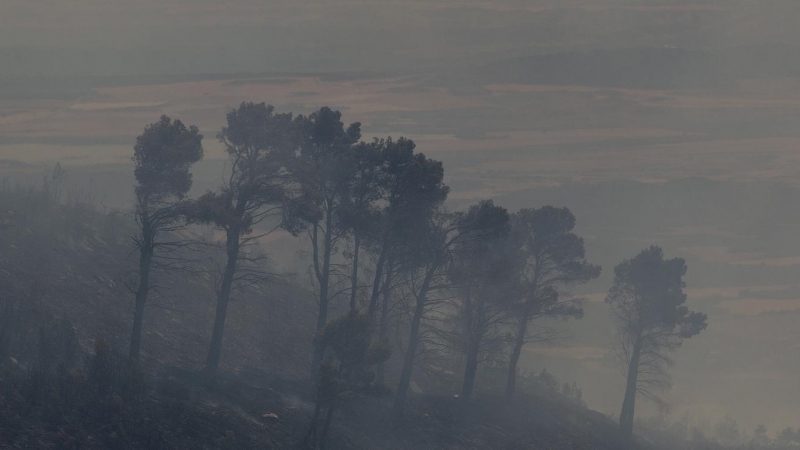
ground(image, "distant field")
xmin=3 ymin=73 xmax=800 ymax=193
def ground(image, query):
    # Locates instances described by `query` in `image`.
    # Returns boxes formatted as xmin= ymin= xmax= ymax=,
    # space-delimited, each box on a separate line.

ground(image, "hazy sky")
xmin=3 ymin=0 xmax=800 ymax=76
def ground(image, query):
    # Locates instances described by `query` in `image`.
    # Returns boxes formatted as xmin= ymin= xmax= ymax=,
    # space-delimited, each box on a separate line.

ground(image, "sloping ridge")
xmin=0 ymin=195 xmax=648 ymax=449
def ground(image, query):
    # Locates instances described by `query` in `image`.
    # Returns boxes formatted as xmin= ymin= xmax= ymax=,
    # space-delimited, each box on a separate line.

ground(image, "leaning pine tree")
xmin=193 ymin=103 xmax=305 ymax=375
xmin=129 ymin=115 xmax=203 ymax=360
xmin=505 ymin=206 xmax=600 ymax=399
xmin=606 ymin=246 xmax=707 ymax=441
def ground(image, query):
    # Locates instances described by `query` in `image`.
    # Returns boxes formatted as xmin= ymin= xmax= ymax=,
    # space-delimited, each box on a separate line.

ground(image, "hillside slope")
xmin=0 ymin=188 xmax=646 ymax=449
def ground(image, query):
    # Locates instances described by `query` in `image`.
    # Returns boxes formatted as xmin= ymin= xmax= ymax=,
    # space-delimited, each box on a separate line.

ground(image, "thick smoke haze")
xmin=1 ymin=0 xmax=799 ymax=446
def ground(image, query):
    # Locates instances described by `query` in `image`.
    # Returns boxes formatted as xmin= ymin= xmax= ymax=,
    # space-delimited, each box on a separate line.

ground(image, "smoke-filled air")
xmin=1 ymin=1 xmax=799 ymax=449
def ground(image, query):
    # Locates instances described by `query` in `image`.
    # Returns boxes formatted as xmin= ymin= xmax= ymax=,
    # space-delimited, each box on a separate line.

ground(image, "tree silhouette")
xmin=505 ymin=206 xmax=600 ymax=399
xmin=392 ymin=200 xmax=508 ymax=419
xmin=129 ymin=115 xmax=203 ymax=360
xmin=193 ymin=102 xmax=304 ymax=375
xmin=606 ymin=246 xmax=707 ymax=440
xmin=340 ymin=140 xmax=383 ymax=312
xmin=446 ymin=206 xmax=515 ymax=406
xmin=365 ymin=137 xmax=448 ymax=324
xmin=294 ymin=107 xmax=362 ymax=374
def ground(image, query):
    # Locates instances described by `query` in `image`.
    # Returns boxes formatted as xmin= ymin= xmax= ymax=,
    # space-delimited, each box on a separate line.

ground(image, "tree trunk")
xmin=367 ymin=235 xmax=390 ymax=323
xmin=619 ymin=338 xmax=642 ymax=440
xmin=348 ymin=232 xmax=361 ymax=311
xmin=204 ymin=226 xmax=240 ymax=375
xmin=129 ymin=241 xmax=153 ymax=360
xmin=392 ymin=268 xmax=433 ymax=419
xmin=461 ymin=291 xmax=481 ymax=407
xmin=505 ymin=308 xmax=530 ymax=399
xmin=304 ymin=399 xmax=322 ymax=448
xmin=319 ymin=404 xmax=336 ymax=450
xmin=312 ymin=208 xmax=334 ymax=375
xmin=461 ymin=344 xmax=480 ymax=405
xmin=375 ymin=258 xmax=393 ymax=386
